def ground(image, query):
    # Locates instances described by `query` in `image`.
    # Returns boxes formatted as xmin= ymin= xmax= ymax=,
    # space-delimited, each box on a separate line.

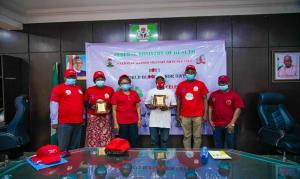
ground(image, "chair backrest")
xmin=257 ymin=92 xmax=293 ymax=131
xmin=7 ymin=95 xmax=30 ymax=144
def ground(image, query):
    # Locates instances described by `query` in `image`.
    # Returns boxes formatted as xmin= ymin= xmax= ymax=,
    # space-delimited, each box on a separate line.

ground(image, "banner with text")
xmin=86 ymin=40 xmax=226 ymax=135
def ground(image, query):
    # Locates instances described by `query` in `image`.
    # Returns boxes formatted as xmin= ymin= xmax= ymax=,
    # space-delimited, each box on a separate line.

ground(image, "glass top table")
xmin=0 ymin=148 xmax=299 ymax=179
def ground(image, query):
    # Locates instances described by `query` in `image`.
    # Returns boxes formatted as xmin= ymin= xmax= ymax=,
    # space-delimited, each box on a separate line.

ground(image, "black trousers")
xmin=119 ymin=123 xmax=139 ymax=148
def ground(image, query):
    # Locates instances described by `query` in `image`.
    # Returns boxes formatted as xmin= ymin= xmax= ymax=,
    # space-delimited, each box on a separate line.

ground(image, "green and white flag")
xmin=129 ymin=23 xmax=158 ymax=42
xmin=50 ymin=62 xmax=60 ymax=144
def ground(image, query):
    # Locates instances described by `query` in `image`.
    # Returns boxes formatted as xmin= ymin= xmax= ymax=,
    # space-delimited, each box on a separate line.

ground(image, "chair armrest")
xmin=257 ymin=127 xmax=285 ymax=147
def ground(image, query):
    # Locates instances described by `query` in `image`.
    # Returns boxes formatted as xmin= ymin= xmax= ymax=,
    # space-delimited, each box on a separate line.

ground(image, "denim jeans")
xmin=57 ymin=123 xmax=82 ymax=151
xmin=213 ymin=126 xmax=236 ymax=149
xmin=119 ymin=124 xmax=139 ymax=148
xmin=149 ymin=127 xmax=170 ymax=149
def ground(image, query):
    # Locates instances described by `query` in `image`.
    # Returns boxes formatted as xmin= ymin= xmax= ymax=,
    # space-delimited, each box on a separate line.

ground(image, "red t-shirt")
xmin=84 ymin=85 xmax=114 ymax=115
xmin=50 ymin=83 xmax=84 ymax=124
xmin=111 ymin=90 xmax=141 ymax=124
xmin=208 ymin=90 xmax=244 ymax=126
xmin=175 ymin=80 xmax=209 ymax=117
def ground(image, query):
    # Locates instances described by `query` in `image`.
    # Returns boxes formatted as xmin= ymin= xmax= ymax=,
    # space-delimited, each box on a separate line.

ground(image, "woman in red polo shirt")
xmin=84 ymin=71 xmax=114 ymax=147
xmin=111 ymin=74 xmax=141 ymax=148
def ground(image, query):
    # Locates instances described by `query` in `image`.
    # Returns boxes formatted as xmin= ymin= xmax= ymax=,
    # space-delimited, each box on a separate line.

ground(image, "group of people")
xmin=50 ymin=64 xmax=244 ymax=151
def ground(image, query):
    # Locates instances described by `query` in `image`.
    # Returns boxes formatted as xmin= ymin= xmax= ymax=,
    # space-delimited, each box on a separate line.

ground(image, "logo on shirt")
xmin=193 ymin=86 xmax=199 ymax=92
xmin=65 ymin=90 xmax=71 ymax=95
xmin=78 ymin=90 xmax=83 ymax=94
xmin=104 ymin=93 xmax=110 ymax=99
xmin=185 ymin=93 xmax=194 ymax=101
xmin=226 ymin=100 xmax=232 ymax=106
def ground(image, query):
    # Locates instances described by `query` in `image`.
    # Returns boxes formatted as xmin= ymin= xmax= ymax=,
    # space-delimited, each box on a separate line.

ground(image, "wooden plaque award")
xmin=153 ymin=95 xmax=166 ymax=107
xmin=95 ymin=99 xmax=107 ymax=114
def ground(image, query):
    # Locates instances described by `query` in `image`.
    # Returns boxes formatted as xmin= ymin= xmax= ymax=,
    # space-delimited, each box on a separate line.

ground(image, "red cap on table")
xmin=30 ymin=144 xmax=61 ymax=165
xmin=105 ymin=138 xmax=130 ymax=155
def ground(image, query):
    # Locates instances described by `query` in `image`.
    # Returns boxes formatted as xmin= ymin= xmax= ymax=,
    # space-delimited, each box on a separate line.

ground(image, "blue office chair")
xmin=257 ymin=92 xmax=300 ymax=157
xmin=0 ymin=95 xmax=30 ymax=154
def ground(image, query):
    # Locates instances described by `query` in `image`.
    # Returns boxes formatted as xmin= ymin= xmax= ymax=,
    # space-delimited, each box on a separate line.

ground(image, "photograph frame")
xmin=272 ymin=50 xmax=300 ymax=83
xmin=65 ymin=54 xmax=86 ymax=80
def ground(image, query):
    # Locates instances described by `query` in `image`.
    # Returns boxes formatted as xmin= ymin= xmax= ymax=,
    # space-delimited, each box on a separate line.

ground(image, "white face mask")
xmin=95 ymin=80 xmax=105 ymax=87
xmin=65 ymin=78 xmax=76 ymax=85
xmin=219 ymin=84 xmax=229 ymax=91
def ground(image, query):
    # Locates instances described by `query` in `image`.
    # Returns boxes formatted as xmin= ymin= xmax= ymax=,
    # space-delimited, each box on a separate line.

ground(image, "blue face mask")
xmin=219 ymin=84 xmax=229 ymax=91
xmin=95 ymin=80 xmax=105 ymax=87
xmin=120 ymin=84 xmax=131 ymax=91
xmin=65 ymin=78 xmax=76 ymax=85
xmin=186 ymin=74 xmax=195 ymax=81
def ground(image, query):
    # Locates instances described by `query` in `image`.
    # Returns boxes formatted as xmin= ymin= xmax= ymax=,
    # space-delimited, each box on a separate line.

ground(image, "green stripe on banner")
xmin=50 ymin=62 xmax=59 ymax=145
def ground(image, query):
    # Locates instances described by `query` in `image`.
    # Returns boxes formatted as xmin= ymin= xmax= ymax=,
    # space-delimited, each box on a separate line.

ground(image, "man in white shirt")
xmin=145 ymin=74 xmax=177 ymax=148
xmin=278 ymin=55 xmax=297 ymax=78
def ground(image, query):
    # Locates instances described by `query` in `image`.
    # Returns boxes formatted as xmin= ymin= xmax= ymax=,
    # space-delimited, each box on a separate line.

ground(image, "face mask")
xmin=185 ymin=74 xmax=195 ymax=81
xmin=96 ymin=80 xmax=105 ymax=87
xmin=120 ymin=84 xmax=131 ymax=91
xmin=65 ymin=78 xmax=76 ymax=85
xmin=156 ymin=81 xmax=165 ymax=88
xmin=219 ymin=84 xmax=229 ymax=91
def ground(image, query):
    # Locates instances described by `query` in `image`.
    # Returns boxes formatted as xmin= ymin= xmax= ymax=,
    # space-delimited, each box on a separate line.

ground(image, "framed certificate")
xmin=95 ymin=99 xmax=107 ymax=114
xmin=153 ymin=95 xmax=166 ymax=107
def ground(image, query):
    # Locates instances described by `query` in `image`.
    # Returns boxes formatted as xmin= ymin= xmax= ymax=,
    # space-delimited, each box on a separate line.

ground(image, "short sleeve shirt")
xmin=111 ymin=90 xmax=141 ymax=124
xmin=208 ymin=90 xmax=244 ymax=126
xmin=84 ymin=85 xmax=114 ymax=115
xmin=145 ymin=88 xmax=177 ymax=128
xmin=175 ymin=80 xmax=209 ymax=117
xmin=50 ymin=83 xmax=84 ymax=124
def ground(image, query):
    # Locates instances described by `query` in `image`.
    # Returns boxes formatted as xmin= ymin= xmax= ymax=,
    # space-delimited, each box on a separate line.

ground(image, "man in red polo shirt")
xmin=208 ymin=75 xmax=244 ymax=149
xmin=50 ymin=69 xmax=84 ymax=151
xmin=176 ymin=65 xmax=209 ymax=149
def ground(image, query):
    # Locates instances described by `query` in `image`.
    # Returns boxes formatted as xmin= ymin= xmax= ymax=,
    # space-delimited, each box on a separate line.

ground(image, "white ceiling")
xmin=0 ymin=0 xmax=299 ymax=30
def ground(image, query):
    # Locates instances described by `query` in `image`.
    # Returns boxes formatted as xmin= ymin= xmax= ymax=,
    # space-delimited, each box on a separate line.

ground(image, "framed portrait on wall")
xmin=272 ymin=51 xmax=300 ymax=82
xmin=65 ymin=54 xmax=86 ymax=80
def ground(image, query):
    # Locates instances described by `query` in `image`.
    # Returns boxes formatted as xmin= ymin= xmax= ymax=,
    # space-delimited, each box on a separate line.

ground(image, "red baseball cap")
xmin=30 ymin=145 xmax=61 ymax=165
xmin=119 ymin=74 xmax=129 ymax=80
xmin=185 ymin=65 xmax=196 ymax=71
xmin=118 ymin=74 xmax=131 ymax=84
xmin=105 ymin=138 xmax=130 ymax=155
xmin=64 ymin=69 xmax=76 ymax=78
xmin=93 ymin=71 xmax=105 ymax=80
xmin=218 ymin=75 xmax=230 ymax=83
